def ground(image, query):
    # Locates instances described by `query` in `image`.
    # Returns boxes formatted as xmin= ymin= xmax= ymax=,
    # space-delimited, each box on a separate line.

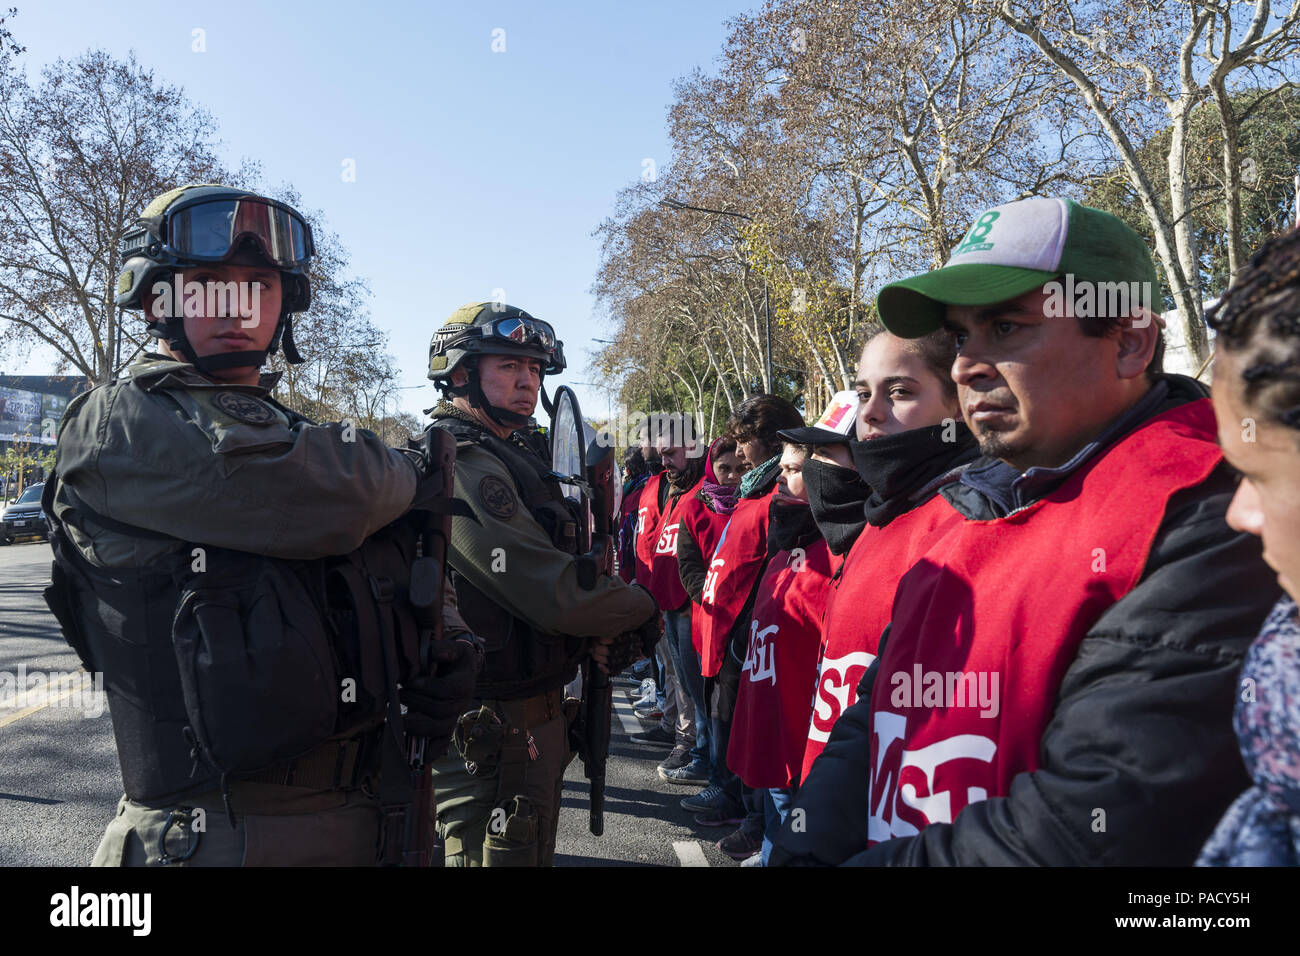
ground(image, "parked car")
xmin=2 ymin=482 xmax=47 ymax=544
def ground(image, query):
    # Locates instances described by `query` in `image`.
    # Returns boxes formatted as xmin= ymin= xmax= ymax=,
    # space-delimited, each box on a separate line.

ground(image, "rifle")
xmin=400 ymin=425 xmax=458 ymax=865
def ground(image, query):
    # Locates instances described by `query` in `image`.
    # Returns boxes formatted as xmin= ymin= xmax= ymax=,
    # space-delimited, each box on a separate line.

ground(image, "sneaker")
xmin=633 ymin=700 xmax=664 ymax=721
xmin=657 ymin=745 xmax=691 ymax=774
xmin=629 ymin=658 xmax=652 ymax=680
xmin=631 ymin=678 xmax=656 ymax=704
xmin=693 ymin=807 xmax=745 ymax=828
xmin=740 ymin=852 xmax=764 ymax=867
xmin=680 ymin=784 xmax=742 ymax=814
xmin=629 ymin=726 xmax=674 ymax=746
xmin=717 ymin=826 xmax=763 ymax=861
xmin=659 ymin=758 xmax=709 ymax=786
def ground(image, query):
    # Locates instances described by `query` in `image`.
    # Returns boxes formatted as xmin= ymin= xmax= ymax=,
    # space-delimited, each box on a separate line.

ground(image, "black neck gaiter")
xmin=851 ymin=422 xmax=980 ymax=527
xmin=802 ymin=459 xmax=871 ymax=555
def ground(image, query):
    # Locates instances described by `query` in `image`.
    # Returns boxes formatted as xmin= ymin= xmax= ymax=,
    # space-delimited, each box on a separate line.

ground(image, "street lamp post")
xmin=658 ymin=198 xmax=773 ymax=393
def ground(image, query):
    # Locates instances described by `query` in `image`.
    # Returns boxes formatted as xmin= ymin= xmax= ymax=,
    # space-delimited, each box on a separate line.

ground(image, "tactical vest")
xmin=430 ymin=415 xmax=589 ymax=700
xmin=43 ymin=469 xmax=426 ymax=808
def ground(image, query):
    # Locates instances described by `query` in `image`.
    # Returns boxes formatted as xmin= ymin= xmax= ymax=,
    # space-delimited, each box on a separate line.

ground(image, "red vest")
xmin=632 ymin=474 xmax=666 ymax=586
xmin=800 ymin=501 xmax=961 ymax=780
xmin=677 ymin=492 xmax=735 ymax=652
xmin=729 ymin=539 xmax=833 ymax=788
xmin=645 ymin=479 xmax=700 ymax=612
xmin=696 ymin=489 xmax=775 ymax=678
xmin=866 ymin=401 xmax=1223 ymax=845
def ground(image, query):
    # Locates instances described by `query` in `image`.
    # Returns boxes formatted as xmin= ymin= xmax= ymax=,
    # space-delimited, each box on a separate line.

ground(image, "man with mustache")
xmin=773 ymin=197 xmax=1279 ymax=866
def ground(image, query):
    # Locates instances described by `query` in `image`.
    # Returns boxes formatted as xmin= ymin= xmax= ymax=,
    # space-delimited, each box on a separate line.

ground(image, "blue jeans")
xmin=664 ymin=607 xmax=710 ymax=769
xmin=761 ymin=787 xmax=795 ymax=866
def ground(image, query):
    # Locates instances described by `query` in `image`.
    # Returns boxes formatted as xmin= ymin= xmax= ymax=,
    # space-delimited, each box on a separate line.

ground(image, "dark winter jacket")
xmin=770 ymin=374 xmax=1280 ymax=866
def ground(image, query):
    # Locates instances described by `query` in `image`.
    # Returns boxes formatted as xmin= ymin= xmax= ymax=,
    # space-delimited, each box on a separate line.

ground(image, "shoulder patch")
xmin=478 ymin=474 xmax=518 ymax=520
xmin=212 ymin=391 xmax=276 ymax=425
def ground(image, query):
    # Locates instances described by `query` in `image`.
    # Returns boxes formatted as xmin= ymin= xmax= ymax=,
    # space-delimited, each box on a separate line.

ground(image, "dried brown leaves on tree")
xmin=0 ymin=23 xmax=404 ymax=434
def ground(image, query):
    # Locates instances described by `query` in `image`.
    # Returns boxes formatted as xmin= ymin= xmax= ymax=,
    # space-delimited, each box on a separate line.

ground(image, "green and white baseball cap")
xmin=877 ymin=197 xmax=1158 ymax=337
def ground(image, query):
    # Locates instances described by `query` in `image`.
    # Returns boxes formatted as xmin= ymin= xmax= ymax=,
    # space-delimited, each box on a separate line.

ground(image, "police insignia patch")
xmin=212 ymin=391 xmax=276 ymax=425
xmin=478 ymin=475 xmax=517 ymax=520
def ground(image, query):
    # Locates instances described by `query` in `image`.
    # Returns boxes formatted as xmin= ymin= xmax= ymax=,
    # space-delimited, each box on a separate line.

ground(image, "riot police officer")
xmin=43 ymin=184 xmax=478 ymax=865
xmin=425 ymin=302 xmax=658 ymax=866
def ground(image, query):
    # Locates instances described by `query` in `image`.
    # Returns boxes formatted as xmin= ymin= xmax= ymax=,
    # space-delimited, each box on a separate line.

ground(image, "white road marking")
xmin=612 ymin=695 xmax=644 ymax=736
xmin=673 ymin=841 xmax=710 ymax=867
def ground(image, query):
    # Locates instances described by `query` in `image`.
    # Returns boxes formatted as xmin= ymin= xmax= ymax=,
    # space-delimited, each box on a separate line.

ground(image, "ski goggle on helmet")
xmin=482 ymin=314 xmax=558 ymax=353
xmin=121 ymin=192 xmax=314 ymax=269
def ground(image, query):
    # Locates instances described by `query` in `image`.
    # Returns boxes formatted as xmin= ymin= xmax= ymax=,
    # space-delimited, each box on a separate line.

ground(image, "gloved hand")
xmin=592 ymin=629 xmax=645 ymax=676
xmin=400 ymin=638 xmax=481 ymax=756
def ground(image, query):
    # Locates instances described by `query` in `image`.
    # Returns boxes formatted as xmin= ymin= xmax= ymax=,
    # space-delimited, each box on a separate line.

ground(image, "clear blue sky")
xmin=13 ymin=0 xmax=752 ymax=422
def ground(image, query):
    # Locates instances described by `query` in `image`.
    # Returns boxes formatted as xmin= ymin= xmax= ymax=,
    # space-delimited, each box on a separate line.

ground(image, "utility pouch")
xmin=482 ymin=795 xmax=538 ymax=867
xmin=453 ymin=706 xmax=505 ymax=775
xmin=171 ymin=548 xmax=339 ymax=774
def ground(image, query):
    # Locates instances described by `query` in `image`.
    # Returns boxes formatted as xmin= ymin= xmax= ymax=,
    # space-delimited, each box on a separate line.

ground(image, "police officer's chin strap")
xmin=444 ymin=359 xmax=534 ymax=429
xmin=468 ymin=375 xmax=532 ymax=429
xmin=149 ymin=307 xmax=305 ymax=375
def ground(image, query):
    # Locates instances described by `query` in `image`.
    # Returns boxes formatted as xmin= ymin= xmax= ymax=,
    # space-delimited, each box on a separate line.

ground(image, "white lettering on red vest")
xmin=807 ymin=651 xmax=874 ymax=743
xmin=742 ymin=621 xmax=779 ymax=685
xmin=655 ymin=522 xmax=680 ymax=556
xmin=701 ymin=557 xmax=725 ymax=605
xmin=868 ymin=708 xmax=997 ymax=842
xmin=636 ymin=506 xmax=648 ymax=536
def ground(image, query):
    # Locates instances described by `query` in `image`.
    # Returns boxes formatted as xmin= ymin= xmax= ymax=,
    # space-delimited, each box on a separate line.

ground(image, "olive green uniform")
xmin=430 ymin=404 xmax=655 ymax=866
xmin=53 ymin=354 xmax=441 ymax=866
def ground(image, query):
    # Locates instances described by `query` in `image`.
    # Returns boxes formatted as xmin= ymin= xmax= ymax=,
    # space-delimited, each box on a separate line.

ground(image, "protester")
xmin=633 ymin=415 xmax=708 ymax=777
xmin=685 ymin=395 xmax=802 ymax=827
xmin=625 ymin=433 xmax=668 ymax=700
xmin=773 ymin=196 xmax=1279 ymax=866
xmin=659 ymin=435 xmax=745 ymax=784
xmin=617 ymin=446 xmax=650 ymax=584
xmin=801 ymin=330 xmax=978 ymax=778
xmin=726 ymin=393 xmax=857 ymax=864
xmin=1198 ymin=230 xmax=1300 ymax=866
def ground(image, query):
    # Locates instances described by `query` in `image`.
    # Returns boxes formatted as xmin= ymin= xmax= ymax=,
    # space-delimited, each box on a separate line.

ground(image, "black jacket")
xmin=770 ymin=375 xmax=1280 ymax=866
xmin=677 ymin=517 xmax=710 ymax=604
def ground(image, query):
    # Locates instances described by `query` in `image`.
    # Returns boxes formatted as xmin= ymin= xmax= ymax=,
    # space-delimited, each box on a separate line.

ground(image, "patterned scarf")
xmin=738 ymin=453 xmax=780 ymax=500
xmin=697 ymin=437 xmax=742 ymax=515
xmin=1199 ymin=595 xmax=1300 ymax=866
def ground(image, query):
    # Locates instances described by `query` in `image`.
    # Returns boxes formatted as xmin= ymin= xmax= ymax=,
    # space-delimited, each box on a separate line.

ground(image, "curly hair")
xmin=1206 ymin=230 xmax=1300 ymax=432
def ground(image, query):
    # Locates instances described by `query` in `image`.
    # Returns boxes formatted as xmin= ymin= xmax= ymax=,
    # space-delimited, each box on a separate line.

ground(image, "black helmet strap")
xmin=468 ymin=371 xmax=533 ymax=430
xmin=449 ymin=356 xmax=533 ymax=429
xmin=149 ymin=303 xmax=303 ymax=375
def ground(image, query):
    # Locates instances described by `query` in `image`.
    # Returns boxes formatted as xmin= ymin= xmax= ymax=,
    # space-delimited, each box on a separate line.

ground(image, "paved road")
xmin=0 ymin=541 xmax=737 ymax=867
